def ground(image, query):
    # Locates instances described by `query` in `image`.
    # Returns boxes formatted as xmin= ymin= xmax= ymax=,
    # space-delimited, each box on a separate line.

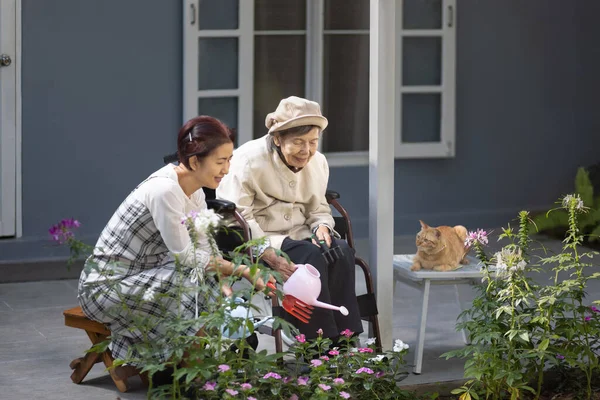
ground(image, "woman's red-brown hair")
xmin=177 ymin=116 xmax=235 ymax=169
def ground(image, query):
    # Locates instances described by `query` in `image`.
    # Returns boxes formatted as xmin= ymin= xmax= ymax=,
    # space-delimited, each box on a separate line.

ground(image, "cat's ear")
xmin=419 ymin=220 xmax=429 ymax=230
xmin=434 ymin=229 xmax=441 ymax=238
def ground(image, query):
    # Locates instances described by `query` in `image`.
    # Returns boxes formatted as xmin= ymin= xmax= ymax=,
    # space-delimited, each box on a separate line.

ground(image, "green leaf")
xmin=451 ymin=389 xmax=466 ymax=395
xmin=538 ymin=338 xmax=549 ymax=351
xmin=519 ymin=331 xmax=530 ymax=342
xmin=575 ymin=167 xmax=594 ymax=206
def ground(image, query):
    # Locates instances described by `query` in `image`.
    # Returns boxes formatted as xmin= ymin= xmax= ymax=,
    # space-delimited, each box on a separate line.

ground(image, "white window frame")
xmin=183 ymin=0 xmax=456 ymax=166
xmin=395 ymin=0 xmax=456 ymax=159
xmin=0 ymin=0 xmax=22 ymax=238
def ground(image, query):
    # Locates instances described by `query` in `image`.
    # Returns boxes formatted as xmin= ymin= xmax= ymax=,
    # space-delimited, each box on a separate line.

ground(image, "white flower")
xmin=562 ymin=194 xmax=584 ymax=210
xmin=142 ymin=288 xmax=155 ymax=302
xmin=371 ymin=354 xmax=385 ymax=363
xmin=191 ymin=209 xmax=222 ymax=233
xmin=365 ymin=337 xmax=377 ymax=346
xmin=393 ymin=339 xmax=409 ymax=352
xmin=350 ymin=347 xmax=358 ymax=353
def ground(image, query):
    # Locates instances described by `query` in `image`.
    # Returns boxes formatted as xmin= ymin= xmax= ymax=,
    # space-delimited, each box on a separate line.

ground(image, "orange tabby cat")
xmin=410 ymin=220 xmax=469 ymax=272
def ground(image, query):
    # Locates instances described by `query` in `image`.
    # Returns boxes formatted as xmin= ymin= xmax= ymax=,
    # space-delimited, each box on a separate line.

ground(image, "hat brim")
xmin=268 ymin=115 xmax=328 ymax=135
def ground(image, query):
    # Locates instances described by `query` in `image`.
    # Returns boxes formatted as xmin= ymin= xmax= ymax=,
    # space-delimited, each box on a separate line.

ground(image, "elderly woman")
xmin=217 ymin=96 xmax=363 ymax=342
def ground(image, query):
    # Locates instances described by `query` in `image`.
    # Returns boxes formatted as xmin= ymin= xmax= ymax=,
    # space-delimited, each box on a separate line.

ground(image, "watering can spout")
xmin=312 ymin=300 xmax=349 ymax=316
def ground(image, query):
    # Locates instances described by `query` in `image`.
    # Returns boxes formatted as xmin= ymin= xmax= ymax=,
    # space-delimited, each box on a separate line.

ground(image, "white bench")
xmin=393 ymin=254 xmax=489 ymax=374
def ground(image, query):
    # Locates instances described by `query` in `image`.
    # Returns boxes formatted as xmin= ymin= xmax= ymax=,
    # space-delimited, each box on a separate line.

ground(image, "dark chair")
xmin=205 ymin=190 xmax=382 ymax=352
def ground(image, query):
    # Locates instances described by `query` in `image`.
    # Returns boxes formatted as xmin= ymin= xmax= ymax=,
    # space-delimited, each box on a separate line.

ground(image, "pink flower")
xmin=225 ymin=388 xmax=238 ymax=396
xmin=289 ymin=395 xmax=299 ymax=400
xmin=203 ymin=381 xmax=216 ymax=391
xmin=591 ymin=305 xmax=599 ymax=313
xmin=283 ymin=376 xmax=293 ymax=384
xmin=356 ymin=367 xmax=374 ymax=374
xmin=295 ymin=334 xmax=306 ymax=343
xmin=263 ymin=372 xmax=282 ymax=380
xmin=310 ymin=359 xmax=323 ymax=367
xmin=333 ymin=378 xmax=345 ymax=385
xmin=340 ymin=329 xmax=354 ymax=338
xmin=465 ymin=229 xmax=489 ymax=247
xmin=218 ymin=364 xmax=230 ymax=372
xmin=248 ymin=397 xmax=257 ymax=400
xmin=340 ymin=392 xmax=351 ymax=399
xmin=297 ymin=376 xmax=309 ymax=386
xmin=317 ymin=328 xmax=324 ymax=335
xmin=318 ymin=384 xmax=331 ymax=391
xmin=320 ymin=355 xmax=330 ymax=361
xmin=375 ymin=371 xmax=385 ymax=378
xmin=48 ymin=218 xmax=81 ymax=244
xmin=240 ymin=383 xmax=252 ymax=390
xmin=585 ymin=316 xmax=592 ymax=322
xmin=329 ymin=350 xmax=340 ymax=356
xmin=557 ymin=354 xmax=565 ymax=360
xmin=358 ymin=347 xmax=373 ymax=353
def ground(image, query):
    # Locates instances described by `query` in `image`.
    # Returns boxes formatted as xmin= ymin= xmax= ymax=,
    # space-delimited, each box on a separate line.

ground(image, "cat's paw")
xmin=410 ymin=263 xmax=421 ymax=271
xmin=460 ymin=257 xmax=470 ymax=265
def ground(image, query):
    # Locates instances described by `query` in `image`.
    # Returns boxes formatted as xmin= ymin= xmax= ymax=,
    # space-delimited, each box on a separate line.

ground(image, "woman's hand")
xmin=262 ymin=248 xmax=297 ymax=281
xmin=242 ymin=268 xmax=276 ymax=294
xmin=312 ymin=225 xmax=332 ymax=248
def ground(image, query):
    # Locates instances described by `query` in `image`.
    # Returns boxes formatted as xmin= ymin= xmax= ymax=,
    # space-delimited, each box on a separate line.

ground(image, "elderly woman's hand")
xmin=262 ymin=248 xmax=297 ymax=281
xmin=312 ymin=225 xmax=332 ymax=248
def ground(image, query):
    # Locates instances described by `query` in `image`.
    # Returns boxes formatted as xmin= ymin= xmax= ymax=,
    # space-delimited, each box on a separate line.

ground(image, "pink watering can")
xmin=272 ymin=264 xmax=349 ymax=323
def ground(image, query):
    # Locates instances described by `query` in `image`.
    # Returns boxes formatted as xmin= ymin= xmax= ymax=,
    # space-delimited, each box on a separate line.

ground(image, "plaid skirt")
xmin=77 ymin=195 xmax=218 ymax=364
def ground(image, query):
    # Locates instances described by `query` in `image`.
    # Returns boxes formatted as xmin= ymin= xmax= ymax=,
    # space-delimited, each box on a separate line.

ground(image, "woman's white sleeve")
xmin=145 ymin=182 xmax=211 ymax=271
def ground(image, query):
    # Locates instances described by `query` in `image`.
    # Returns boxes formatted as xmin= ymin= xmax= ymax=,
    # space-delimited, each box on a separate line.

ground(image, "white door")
xmin=0 ymin=0 xmax=19 ymax=237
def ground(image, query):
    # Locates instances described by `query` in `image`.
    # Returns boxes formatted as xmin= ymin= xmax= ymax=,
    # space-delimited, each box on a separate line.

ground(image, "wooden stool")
xmin=63 ymin=306 xmax=148 ymax=392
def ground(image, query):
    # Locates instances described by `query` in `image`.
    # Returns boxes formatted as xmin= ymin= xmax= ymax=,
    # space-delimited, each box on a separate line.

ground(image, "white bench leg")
xmin=454 ymin=284 xmax=471 ymax=345
xmin=413 ymin=279 xmax=430 ymax=374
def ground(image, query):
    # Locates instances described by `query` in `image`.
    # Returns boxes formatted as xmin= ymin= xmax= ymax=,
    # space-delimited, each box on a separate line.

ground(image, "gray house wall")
xmin=1 ymin=0 xmax=598 ymax=265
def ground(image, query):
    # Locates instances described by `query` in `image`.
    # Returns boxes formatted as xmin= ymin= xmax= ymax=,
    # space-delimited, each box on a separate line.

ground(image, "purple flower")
xmin=225 ymin=388 xmax=238 ymax=396
xmin=289 ymin=395 xmax=299 ymax=400
xmin=340 ymin=329 xmax=354 ymax=338
xmin=316 ymin=328 xmax=323 ymax=336
xmin=329 ymin=350 xmax=340 ymax=356
xmin=465 ymin=229 xmax=489 ymax=248
xmin=240 ymin=383 xmax=252 ymax=390
xmin=358 ymin=347 xmax=373 ymax=353
xmin=295 ymin=334 xmax=306 ymax=343
xmin=318 ymin=384 xmax=331 ymax=391
xmin=356 ymin=367 xmax=374 ymax=375
xmin=585 ymin=316 xmax=592 ymax=322
xmin=297 ymin=376 xmax=309 ymax=386
xmin=375 ymin=371 xmax=385 ymax=378
xmin=248 ymin=397 xmax=257 ymax=400
xmin=48 ymin=218 xmax=81 ymax=244
xmin=333 ymin=378 xmax=345 ymax=385
xmin=218 ymin=364 xmax=230 ymax=372
xmin=557 ymin=354 xmax=565 ymax=360
xmin=320 ymin=355 xmax=330 ymax=361
xmin=283 ymin=376 xmax=293 ymax=384
xmin=310 ymin=359 xmax=323 ymax=367
xmin=263 ymin=372 xmax=282 ymax=380
xmin=340 ymin=392 xmax=351 ymax=399
xmin=591 ymin=305 xmax=600 ymax=313
xmin=203 ymin=381 xmax=216 ymax=391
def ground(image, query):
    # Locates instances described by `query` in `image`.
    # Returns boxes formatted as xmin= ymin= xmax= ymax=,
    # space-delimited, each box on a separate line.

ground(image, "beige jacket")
xmin=216 ymin=135 xmax=334 ymax=250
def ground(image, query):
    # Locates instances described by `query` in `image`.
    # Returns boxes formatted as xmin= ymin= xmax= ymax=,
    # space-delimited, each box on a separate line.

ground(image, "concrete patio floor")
xmin=1 ymin=233 xmax=598 ymax=399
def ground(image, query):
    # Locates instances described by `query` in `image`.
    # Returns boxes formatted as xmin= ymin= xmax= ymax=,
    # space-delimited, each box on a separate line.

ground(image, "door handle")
xmin=0 ymin=54 xmax=12 ymax=67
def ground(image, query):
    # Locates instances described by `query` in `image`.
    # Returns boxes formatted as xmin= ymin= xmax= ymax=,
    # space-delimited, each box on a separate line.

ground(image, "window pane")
xmin=403 ymin=0 xmax=442 ymax=29
xmin=254 ymin=36 xmax=306 ymax=138
xmin=401 ymin=94 xmax=440 ymax=143
xmin=402 ymin=37 xmax=441 ymax=86
xmin=255 ymin=0 xmax=306 ymax=31
xmin=324 ymin=0 xmax=369 ymax=30
xmin=198 ymin=0 xmax=239 ymax=30
xmin=322 ymin=35 xmax=369 ymax=152
xmin=198 ymin=97 xmax=238 ymax=143
xmin=198 ymin=38 xmax=238 ymax=90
